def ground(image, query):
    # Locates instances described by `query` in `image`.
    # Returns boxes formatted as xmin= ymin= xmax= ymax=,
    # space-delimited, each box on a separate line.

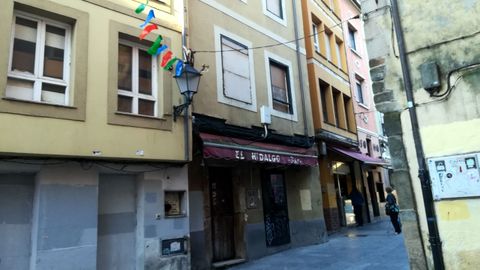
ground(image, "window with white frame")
xmin=348 ymin=26 xmax=357 ymax=51
xmin=269 ymin=60 xmax=292 ymax=114
xmin=117 ymin=40 xmax=157 ymax=116
xmin=7 ymin=12 xmax=71 ymax=105
xmin=266 ymin=0 xmax=283 ymax=19
xmin=221 ymin=35 xmax=252 ymax=104
xmin=356 ymin=81 xmax=365 ymax=105
xmin=312 ymin=23 xmax=319 ymax=52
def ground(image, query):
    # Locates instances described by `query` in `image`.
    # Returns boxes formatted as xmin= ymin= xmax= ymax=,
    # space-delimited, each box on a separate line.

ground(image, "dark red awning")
xmin=199 ymin=133 xmax=318 ymax=166
xmin=330 ymin=146 xmax=389 ymax=166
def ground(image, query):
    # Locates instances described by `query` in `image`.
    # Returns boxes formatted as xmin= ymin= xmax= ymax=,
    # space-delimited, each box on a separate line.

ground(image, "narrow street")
xmin=229 ymin=218 xmax=409 ymax=270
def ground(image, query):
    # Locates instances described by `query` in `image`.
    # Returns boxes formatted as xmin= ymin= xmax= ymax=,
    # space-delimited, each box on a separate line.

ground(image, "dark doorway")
xmin=367 ymin=171 xmax=380 ymax=216
xmin=262 ymin=171 xmax=291 ymax=247
xmin=334 ymin=174 xmax=348 ymax=226
xmin=210 ymin=167 xmax=235 ymax=262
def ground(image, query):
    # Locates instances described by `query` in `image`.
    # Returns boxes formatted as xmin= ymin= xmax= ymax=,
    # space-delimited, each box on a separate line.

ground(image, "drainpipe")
xmin=292 ymin=0 xmax=309 ymax=141
xmin=390 ymin=1 xmax=444 ymax=269
xmin=182 ymin=0 xmax=189 ymax=161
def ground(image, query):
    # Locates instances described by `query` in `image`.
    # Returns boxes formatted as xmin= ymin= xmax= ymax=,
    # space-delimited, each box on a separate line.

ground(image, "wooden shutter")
xmin=221 ymin=36 xmax=252 ymax=104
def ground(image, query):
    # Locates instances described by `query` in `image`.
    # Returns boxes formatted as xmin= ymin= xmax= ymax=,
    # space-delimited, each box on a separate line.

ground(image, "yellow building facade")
xmin=300 ymin=0 xmax=365 ymax=231
xmin=0 ymin=0 xmax=192 ymax=269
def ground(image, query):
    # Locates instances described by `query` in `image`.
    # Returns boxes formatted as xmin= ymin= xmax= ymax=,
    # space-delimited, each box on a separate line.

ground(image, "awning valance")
xmin=199 ymin=133 xmax=318 ymax=166
xmin=330 ymin=146 xmax=389 ymax=166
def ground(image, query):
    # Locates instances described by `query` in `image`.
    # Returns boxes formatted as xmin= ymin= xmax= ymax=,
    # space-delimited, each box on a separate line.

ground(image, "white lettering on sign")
xmin=235 ymin=150 xmax=245 ymax=160
xmin=251 ymin=152 xmax=281 ymax=163
xmin=288 ymin=156 xmax=303 ymax=165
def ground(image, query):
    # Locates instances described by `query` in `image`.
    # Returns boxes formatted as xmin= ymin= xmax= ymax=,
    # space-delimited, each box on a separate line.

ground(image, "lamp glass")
xmin=175 ymin=64 xmax=201 ymax=101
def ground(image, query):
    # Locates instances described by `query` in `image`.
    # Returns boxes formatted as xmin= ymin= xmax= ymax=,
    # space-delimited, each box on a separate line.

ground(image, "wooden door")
xmin=262 ymin=172 xmax=291 ymax=247
xmin=210 ymin=167 xmax=235 ymax=262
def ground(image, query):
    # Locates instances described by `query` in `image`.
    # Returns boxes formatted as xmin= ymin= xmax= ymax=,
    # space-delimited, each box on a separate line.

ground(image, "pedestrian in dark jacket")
xmin=386 ymin=187 xmax=401 ymax=234
xmin=350 ymin=187 xmax=364 ymax=227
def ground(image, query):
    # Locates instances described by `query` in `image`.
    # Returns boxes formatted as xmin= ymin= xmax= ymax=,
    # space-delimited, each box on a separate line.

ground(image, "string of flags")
xmin=135 ymin=0 xmax=184 ymax=76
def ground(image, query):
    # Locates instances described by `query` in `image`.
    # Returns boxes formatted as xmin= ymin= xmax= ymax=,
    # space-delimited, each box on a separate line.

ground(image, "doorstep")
xmin=212 ymin=258 xmax=246 ymax=268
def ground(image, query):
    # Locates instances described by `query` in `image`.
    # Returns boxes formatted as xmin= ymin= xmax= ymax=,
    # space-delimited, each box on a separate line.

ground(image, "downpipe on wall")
xmin=390 ymin=1 xmax=445 ymax=269
xmin=292 ymin=0 xmax=309 ymax=140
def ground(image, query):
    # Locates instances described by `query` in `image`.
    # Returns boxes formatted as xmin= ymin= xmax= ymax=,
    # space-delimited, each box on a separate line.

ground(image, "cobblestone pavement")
xmin=229 ymin=218 xmax=409 ymax=270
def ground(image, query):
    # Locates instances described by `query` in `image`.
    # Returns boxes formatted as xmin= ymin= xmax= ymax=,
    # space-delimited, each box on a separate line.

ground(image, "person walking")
xmin=350 ymin=187 xmax=364 ymax=227
xmin=385 ymin=187 xmax=401 ymax=234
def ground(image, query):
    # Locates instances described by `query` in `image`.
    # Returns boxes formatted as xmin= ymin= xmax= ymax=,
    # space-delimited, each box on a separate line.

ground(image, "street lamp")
xmin=173 ymin=63 xmax=202 ymax=121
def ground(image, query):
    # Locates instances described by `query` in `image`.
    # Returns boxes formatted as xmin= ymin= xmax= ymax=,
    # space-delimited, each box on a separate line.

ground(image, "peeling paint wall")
xmin=361 ymin=0 xmax=480 ymax=269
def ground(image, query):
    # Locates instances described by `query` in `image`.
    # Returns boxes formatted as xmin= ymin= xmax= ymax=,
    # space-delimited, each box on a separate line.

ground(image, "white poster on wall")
xmin=427 ymin=153 xmax=480 ymax=200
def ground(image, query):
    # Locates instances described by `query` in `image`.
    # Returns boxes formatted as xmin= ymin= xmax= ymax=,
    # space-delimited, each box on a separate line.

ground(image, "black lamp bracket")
xmin=173 ymin=100 xmax=191 ymax=122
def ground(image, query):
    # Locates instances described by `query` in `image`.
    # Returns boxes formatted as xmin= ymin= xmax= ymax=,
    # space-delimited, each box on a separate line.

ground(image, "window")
xmin=220 ymin=35 xmax=252 ymax=104
xmin=344 ymin=95 xmax=354 ymax=132
xmin=312 ymin=23 xmax=319 ymax=52
xmin=265 ymin=52 xmax=296 ymax=120
xmin=164 ymin=191 xmax=186 ymax=217
xmin=333 ymin=89 xmax=341 ymax=127
xmin=335 ymin=40 xmax=343 ymax=69
xmin=7 ymin=12 xmax=71 ymax=106
xmin=117 ymin=40 xmax=157 ymax=116
xmin=263 ymin=0 xmax=286 ymax=26
xmin=266 ymin=0 xmax=283 ymax=19
xmin=366 ymin=138 xmax=372 ymax=156
xmin=356 ymin=81 xmax=365 ymax=104
xmin=324 ymin=29 xmax=332 ymax=61
xmin=348 ymin=27 xmax=357 ymax=51
xmin=319 ymin=80 xmax=329 ymax=123
xmin=269 ymin=61 xmax=291 ymax=114
xmin=215 ymin=27 xmax=256 ymax=111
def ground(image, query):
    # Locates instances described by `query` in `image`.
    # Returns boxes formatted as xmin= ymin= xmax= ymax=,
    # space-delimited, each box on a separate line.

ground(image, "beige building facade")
xmin=186 ymin=0 xmax=326 ymax=269
xmin=0 ymin=0 xmax=191 ymax=269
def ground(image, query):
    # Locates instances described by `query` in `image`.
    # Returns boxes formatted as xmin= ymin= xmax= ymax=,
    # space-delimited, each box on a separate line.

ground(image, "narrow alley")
xmin=229 ymin=218 xmax=409 ymax=270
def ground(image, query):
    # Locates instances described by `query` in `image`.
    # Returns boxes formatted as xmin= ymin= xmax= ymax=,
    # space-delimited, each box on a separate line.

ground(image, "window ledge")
xmin=358 ymin=103 xmax=369 ymax=110
xmin=115 ymin=111 xmax=167 ymax=121
xmin=164 ymin=214 xmax=187 ymax=219
xmin=350 ymin=48 xmax=362 ymax=58
xmin=2 ymin=97 xmax=77 ymax=109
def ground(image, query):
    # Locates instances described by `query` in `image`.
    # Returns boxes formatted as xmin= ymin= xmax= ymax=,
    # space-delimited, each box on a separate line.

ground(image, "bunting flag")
xmin=147 ymin=35 xmax=163 ymax=55
xmin=134 ymin=5 xmax=184 ymax=76
xmin=139 ymin=23 xmax=158 ymax=40
xmin=164 ymin=57 xmax=178 ymax=71
xmin=175 ymin=60 xmax=184 ymax=76
xmin=161 ymin=51 xmax=173 ymax=67
xmin=154 ymin=44 xmax=168 ymax=56
xmin=135 ymin=0 xmax=149 ymax=14
xmin=140 ymin=9 xmax=155 ymax=28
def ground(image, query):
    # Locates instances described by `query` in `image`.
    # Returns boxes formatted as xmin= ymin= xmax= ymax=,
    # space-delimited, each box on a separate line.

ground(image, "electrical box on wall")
xmin=427 ymin=152 xmax=480 ymax=200
xmin=420 ymin=61 xmax=441 ymax=93
xmin=260 ymin=106 xmax=271 ymax=125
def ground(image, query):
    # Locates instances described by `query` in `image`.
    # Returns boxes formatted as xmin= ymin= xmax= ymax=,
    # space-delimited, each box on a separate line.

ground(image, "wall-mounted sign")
xmin=161 ymin=237 xmax=187 ymax=256
xmin=427 ymin=153 xmax=480 ymax=200
xmin=246 ymin=189 xmax=259 ymax=209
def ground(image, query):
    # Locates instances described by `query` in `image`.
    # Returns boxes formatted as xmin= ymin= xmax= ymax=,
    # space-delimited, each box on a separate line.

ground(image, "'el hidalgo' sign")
xmin=203 ymin=147 xmax=318 ymax=167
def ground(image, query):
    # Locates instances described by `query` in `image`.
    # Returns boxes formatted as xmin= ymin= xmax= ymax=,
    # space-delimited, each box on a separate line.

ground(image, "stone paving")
xmin=229 ymin=218 xmax=409 ymax=270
